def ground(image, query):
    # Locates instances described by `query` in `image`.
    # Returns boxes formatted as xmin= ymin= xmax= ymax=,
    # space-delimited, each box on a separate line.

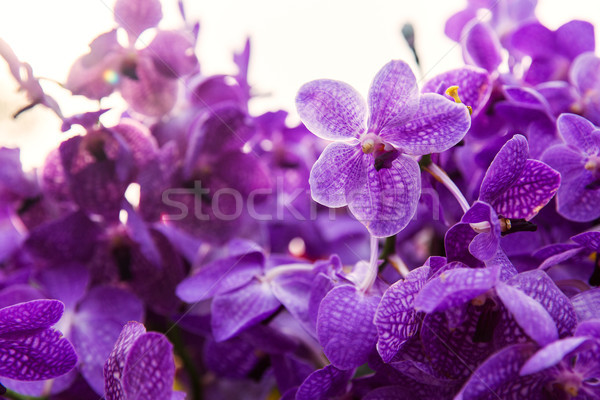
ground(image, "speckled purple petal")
xmin=415 ymin=267 xmax=498 ymax=313
xmin=296 ymin=79 xmax=366 ymax=140
xmin=145 ymin=30 xmax=198 ymax=78
xmin=0 ymin=300 xmax=64 ymax=335
xmin=507 ymin=270 xmax=577 ymax=337
xmin=462 ymin=21 xmax=502 ymax=72
xmin=120 ymin=57 xmax=178 ymax=117
xmin=485 ymin=247 xmax=518 ymax=281
xmin=211 ymin=280 xmax=280 ymax=342
xmin=421 ymin=305 xmax=493 ymax=380
xmin=308 ymin=273 xmax=335 ymax=330
xmin=122 ymin=332 xmax=174 ymax=400
xmin=104 ymin=321 xmax=146 ymax=400
xmin=295 ymin=364 xmax=353 ymax=400
xmin=572 ymin=231 xmax=600 ymax=252
xmin=555 ymin=20 xmax=595 ymax=60
xmin=309 ymin=142 xmax=365 ymax=208
xmin=24 ymin=211 xmax=100 ymax=264
xmin=479 ymin=134 xmax=528 ymax=205
xmin=0 ymin=328 xmax=77 ymax=381
xmin=520 ymin=337 xmax=588 ymax=376
xmin=114 ymin=0 xmax=162 ymax=39
xmin=444 ymin=223 xmax=484 ymax=268
xmin=571 ymin=289 xmax=600 ymax=321
xmin=374 ymin=266 xmax=429 ymax=362
xmin=422 ymin=66 xmax=492 ymax=117
xmin=496 ymin=281 xmax=558 ymax=345
xmin=379 ymin=93 xmax=470 ymax=155
xmin=317 ymin=285 xmax=379 ymax=369
xmin=557 ymin=113 xmax=600 ymax=156
xmin=347 ymin=154 xmax=421 ymax=238
xmin=367 ymin=60 xmax=419 ymax=133
xmin=176 ymin=252 xmax=263 ymax=303
xmin=455 ymin=343 xmax=538 ymax=400
xmin=493 ymin=159 xmax=560 ymax=219
xmin=110 ymin=119 xmax=158 ymax=171
xmin=424 ymin=256 xmax=447 ymax=275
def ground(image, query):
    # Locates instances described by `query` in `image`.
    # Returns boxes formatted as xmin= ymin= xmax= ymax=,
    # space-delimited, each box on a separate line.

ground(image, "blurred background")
xmin=1 ymin=0 xmax=599 ymax=169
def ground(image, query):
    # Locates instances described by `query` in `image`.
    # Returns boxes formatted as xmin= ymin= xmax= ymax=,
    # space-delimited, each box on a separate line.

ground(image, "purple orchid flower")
xmin=542 ymin=113 xmax=600 ymax=222
xmin=414 ymin=268 xmax=576 ymax=382
xmin=445 ymin=0 xmax=538 ymax=46
xmin=0 ymin=300 xmax=77 ymax=391
xmin=568 ymin=52 xmax=600 ymax=126
xmin=176 ymin=240 xmax=316 ymax=342
xmin=478 ymin=134 xmax=561 ymax=221
xmin=511 ymin=20 xmax=595 ymax=85
xmin=65 ymin=0 xmax=198 ymax=116
xmin=296 ymin=60 xmax=471 ymax=237
xmin=457 ymin=326 xmax=600 ymax=400
xmin=0 ymin=267 xmax=144 ymax=397
xmin=104 ymin=321 xmax=184 ymax=400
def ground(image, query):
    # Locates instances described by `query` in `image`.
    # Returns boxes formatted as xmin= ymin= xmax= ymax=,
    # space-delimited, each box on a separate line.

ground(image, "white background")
xmin=1 ymin=0 xmax=599 ymax=169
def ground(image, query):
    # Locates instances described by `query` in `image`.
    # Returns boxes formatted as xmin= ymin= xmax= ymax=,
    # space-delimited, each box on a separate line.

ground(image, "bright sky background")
xmin=1 ymin=0 xmax=600 ymax=169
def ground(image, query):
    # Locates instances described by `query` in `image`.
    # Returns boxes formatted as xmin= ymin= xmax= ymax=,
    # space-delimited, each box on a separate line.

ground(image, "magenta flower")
xmin=296 ymin=60 xmax=471 ymax=237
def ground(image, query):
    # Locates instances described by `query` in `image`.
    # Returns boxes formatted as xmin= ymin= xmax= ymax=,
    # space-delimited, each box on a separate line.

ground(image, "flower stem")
xmin=360 ymin=235 xmax=380 ymax=292
xmin=424 ymin=162 xmax=470 ymax=213
xmin=166 ymin=325 xmax=202 ymax=400
xmin=262 ymin=263 xmax=314 ymax=282
xmin=2 ymin=389 xmax=47 ymax=400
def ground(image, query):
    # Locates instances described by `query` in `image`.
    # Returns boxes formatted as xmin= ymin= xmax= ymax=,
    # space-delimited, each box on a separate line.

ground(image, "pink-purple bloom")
xmin=296 ymin=60 xmax=471 ymax=237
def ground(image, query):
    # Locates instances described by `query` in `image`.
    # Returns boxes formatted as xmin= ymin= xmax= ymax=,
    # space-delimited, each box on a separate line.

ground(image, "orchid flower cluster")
xmin=1 ymin=0 xmax=600 ymax=399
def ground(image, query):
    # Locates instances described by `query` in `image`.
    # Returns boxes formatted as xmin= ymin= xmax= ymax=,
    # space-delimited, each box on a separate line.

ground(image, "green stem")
xmin=378 ymin=235 xmax=396 ymax=272
xmin=3 ymin=389 xmax=47 ymax=400
xmin=359 ymin=236 xmax=379 ymax=292
xmin=167 ymin=325 xmax=202 ymax=400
